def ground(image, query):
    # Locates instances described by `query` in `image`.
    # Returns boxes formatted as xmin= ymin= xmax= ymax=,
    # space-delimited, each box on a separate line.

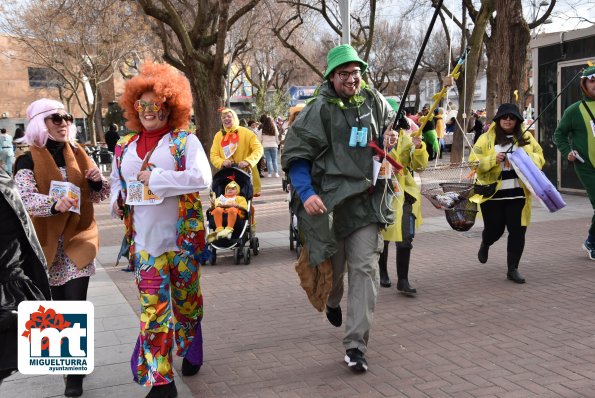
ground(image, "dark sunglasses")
xmin=501 ymin=114 xmax=518 ymax=121
xmin=45 ymin=113 xmax=74 ymax=125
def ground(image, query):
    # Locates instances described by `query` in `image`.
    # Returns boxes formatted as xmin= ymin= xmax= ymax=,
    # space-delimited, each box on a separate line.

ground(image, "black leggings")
xmin=480 ymin=198 xmax=527 ymax=256
xmin=50 ymin=276 xmax=90 ymax=301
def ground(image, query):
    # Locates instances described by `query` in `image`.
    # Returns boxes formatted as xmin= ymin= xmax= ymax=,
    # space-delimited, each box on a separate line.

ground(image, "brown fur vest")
xmin=30 ymin=143 xmax=98 ymax=269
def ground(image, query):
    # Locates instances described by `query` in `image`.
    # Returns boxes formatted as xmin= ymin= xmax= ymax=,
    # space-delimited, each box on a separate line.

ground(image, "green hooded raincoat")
xmin=281 ymin=81 xmax=395 ymax=266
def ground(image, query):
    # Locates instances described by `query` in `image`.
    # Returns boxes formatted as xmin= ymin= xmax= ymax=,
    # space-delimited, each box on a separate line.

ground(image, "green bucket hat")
xmin=323 ymin=44 xmax=368 ymax=79
xmin=582 ymin=65 xmax=595 ymax=79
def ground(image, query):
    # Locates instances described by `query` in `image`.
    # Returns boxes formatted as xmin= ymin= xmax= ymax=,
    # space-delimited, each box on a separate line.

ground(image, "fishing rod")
xmin=521 ymin=68 xmax=584 ymax=135
xmin=393 ymin=0 xmax=444 ymax=125
xmin=369 ymin=0 xmax=444 ymax=170
xmin=502 ymin=67 xmax=584 ymax=153
xmin=412 ymin=48 xmax=468 ymax=138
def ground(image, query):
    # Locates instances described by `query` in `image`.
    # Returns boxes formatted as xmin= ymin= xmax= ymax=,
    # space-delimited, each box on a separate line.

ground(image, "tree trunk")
xmin=413 ymin=82 xmax=421 ymax=112
xmin=452 ymin=1 xmax=493 ymax=164
xmin=85 ymin=114 xmax=94 ymax=145
xmin=94 ymin=88 xmax=104 ymax=144
xmin=484 ymin=32 xmax=497 ymax=120
xmin=186 ymin=59 xmax=225 ymax=154
xmin=493 ymin=0 xmax=530 ymax=106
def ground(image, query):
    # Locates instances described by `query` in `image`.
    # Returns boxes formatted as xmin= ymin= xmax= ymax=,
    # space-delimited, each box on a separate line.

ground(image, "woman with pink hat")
xmin=14 ymin=98 xmax=110 ymax=397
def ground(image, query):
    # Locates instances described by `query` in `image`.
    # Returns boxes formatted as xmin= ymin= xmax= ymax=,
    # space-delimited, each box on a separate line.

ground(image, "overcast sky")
xmin=375 ymin=0 xmax=594 ymax=34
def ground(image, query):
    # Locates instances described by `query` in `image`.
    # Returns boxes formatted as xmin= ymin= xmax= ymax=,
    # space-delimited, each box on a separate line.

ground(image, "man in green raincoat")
xmin=553 ymin=65 xmax=595 ymax=260
xmin=281 ymin=44 xmax=394 ymax=373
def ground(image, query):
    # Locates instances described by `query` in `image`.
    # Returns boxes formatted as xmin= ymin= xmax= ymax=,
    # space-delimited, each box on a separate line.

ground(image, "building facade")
xmin=0 ymin=34 xmax=117 ymax=141
xmin=531 ymin=24 xmax=595 ymax=193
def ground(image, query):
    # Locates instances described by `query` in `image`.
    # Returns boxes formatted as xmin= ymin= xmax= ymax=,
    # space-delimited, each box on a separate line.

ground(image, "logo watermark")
xmin=18 ymin=301 xmax=94 ymax=375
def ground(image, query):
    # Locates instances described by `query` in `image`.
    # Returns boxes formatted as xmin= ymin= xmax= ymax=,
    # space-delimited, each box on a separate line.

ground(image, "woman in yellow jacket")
xmin=378 ymin=117 xmax=429 ymax=295
xmin=210 ymin=108 xmax=264 ymax=196
xmin=468 ymin=103 xmax=545 ymax=284
xmin=434 ymin=107 xmax=446 ymax=159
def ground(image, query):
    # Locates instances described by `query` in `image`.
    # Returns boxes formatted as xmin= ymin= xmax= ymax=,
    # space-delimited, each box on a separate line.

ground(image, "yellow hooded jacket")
xmin=468 ymin=123 xmax=545 ymax=227
xmin=382 ymin=131 xmax=429 ymax=242
xmin=210 ymin=126 xmax=264 ymax=194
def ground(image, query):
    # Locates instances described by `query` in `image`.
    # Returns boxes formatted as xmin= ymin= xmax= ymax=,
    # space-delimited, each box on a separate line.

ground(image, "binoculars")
xmin=349 ymin=127 xmax=368 ymax=147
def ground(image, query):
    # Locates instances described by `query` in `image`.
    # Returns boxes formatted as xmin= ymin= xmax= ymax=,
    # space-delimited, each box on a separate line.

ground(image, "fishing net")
xmin=418 ymin=162 xmax=479 ymax=231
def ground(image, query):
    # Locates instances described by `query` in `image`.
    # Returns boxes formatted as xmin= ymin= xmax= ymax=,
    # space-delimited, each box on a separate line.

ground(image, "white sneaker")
xmin=267 ymin=173 xmax=272 ymax=178
xmin=274 ymin=173 xmax=280 ymax=178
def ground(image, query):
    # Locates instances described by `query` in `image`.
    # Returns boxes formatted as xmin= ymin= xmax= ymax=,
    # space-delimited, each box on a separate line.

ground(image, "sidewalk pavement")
xmin=2 ymin=177 xmax=595 ymax=397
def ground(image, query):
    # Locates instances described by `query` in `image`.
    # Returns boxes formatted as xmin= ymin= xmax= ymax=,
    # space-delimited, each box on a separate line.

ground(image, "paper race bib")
xmin=217 ymin=195 xmax=236 ymax=206
xmin=125 ymin=179 xmax=163 ymax=205
xmin=222 ymin=142 xmax=238 ymax=159
xmin=392 ymin=178 xmax=402 ymax=196
xmin=378 ymin=158 xmax=392 ymax=179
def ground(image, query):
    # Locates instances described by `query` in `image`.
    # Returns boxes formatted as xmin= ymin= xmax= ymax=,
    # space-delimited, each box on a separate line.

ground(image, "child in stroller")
xmin=206 ymin=167 xmax=259 ymax=264
xmin=207 ymin=180 xmax=247 ymax=242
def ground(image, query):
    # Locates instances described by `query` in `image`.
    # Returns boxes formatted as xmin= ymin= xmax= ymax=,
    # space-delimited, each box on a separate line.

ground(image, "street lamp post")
xmin=339 ymin=0 xmax=350 ymax=45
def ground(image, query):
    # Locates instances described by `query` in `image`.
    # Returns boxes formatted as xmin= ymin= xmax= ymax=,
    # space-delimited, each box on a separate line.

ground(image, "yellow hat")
xmin=219 ymin=107 xmax=239 ymax=132
xmin=225 ymin=181 xmax=240 ymax=193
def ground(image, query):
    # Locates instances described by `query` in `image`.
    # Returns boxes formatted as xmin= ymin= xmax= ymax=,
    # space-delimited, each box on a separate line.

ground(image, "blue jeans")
xmin=264 ymin=147 xmax=278 ymax=174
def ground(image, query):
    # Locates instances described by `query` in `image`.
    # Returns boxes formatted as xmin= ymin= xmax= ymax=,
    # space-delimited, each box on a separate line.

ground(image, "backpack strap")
xmin=582 ymin=100 xmax=595 ymax=124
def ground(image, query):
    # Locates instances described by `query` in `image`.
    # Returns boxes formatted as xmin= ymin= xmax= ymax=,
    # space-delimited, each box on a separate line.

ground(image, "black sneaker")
xmin=583 ymin=240 xmax=595 ymax=261
xmin=145 ymin=381 xmax=178 ymax=398
xmin=64 ymin=375 xmax=84 ymax=397
xmin=478 ymin=243 xmax=489 ymax=264
xmin=344 ymin=348 xmax=368 ymax=372
xmin=182 ymin=357 xmax=201 ymax=376
xmin=326 ymin=305 xmax=342 ymax=327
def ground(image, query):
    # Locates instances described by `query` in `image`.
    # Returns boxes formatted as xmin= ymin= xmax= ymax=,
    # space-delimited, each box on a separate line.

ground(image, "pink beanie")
xmin=23 ymin=98 xmax=77 ymax=147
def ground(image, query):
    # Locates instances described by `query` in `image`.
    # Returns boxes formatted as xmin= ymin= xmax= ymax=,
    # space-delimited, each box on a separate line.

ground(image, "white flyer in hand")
xmin=49 ymin=181 xmax=81 ymax=214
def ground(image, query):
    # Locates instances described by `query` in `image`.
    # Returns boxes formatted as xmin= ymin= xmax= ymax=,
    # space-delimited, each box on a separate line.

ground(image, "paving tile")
xmin=3 ymin=185 xmax=594 ymax=397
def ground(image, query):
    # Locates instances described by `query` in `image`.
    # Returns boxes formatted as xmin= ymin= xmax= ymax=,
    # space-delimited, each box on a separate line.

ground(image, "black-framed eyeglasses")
xmin=45 ymin=113 xmax=74 ymax=125
xmin=336 ymin=70 xmax=361 ymax=81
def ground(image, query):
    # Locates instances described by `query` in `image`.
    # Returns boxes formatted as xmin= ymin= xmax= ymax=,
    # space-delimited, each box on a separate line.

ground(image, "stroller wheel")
xmin=243 ymin=246 xmax=251 ymax=265
xmin=234 ymin=247 xmax=242 ymax=265
xmin=289 ymin=224 xmax=295 ymax=251
xmin=251 ymin=237 xmax=259 ymax=255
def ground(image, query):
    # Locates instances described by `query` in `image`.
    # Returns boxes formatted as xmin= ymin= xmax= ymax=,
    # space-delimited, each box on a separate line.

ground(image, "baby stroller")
xmin=206 ymin=167 xmax=259 ymax=265
xmin=287 ymin=182 xmax=302 ymax=258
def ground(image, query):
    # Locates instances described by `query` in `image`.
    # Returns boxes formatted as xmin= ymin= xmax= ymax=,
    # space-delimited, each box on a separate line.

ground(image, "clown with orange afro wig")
xmin=209 ymin=107 xmax=263 ymax=196
xmin=110 ymin=61 xmax=212 ymax=396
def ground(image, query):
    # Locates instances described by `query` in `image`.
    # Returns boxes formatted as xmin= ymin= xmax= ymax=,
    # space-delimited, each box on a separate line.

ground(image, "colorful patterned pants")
xmin=131 ymin=250 xmax=203 ymax=386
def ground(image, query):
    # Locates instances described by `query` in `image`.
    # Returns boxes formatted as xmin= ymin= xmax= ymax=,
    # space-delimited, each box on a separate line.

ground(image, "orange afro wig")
xmin=120 ymin=62 xmax=193 ymax=132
